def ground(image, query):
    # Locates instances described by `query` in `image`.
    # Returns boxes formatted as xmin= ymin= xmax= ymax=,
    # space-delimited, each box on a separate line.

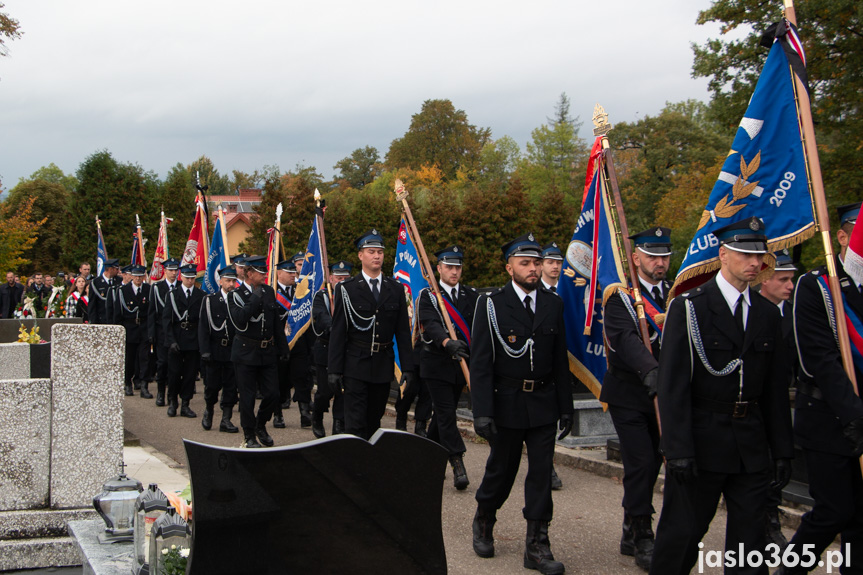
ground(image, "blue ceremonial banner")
xmin=285 ymin=216 xmax=325 ymax=349
xmin=671 ymin=39 xmax=815 ymax=297
xmin=202 ymin=216 xmax=228 ymax=294
xmin=96 ymin=222 xmax=108 ymax=277
xmin=392 ymin=217 xmax=428 ymax=378
xmin=559 ymin=147 xmax=626 ymax=400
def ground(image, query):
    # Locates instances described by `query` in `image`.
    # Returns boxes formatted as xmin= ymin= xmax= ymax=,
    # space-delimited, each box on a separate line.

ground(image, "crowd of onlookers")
xmin=0 ymin=262 xmax=94 ymax=321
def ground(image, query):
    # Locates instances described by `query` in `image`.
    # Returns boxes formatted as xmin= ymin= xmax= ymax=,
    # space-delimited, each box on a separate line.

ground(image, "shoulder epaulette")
xmin=680 ymin=286 xmax=705 ymax=299
xmin=486 ymin=287 xmax=504 ymax=297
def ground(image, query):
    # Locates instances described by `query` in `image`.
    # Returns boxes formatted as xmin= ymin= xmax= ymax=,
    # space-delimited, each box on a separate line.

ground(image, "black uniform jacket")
xmin=418 ymin=284 xmax=478 ymax=382
xmin=328 ymin=274 xmax=414 ymax=383
xmin=228 ymin=283 xmax=288 ymax=366
xmin=0 ymin=282 xmax=24 ymax=318
xmin=162 ymin=286 xmax=204 ymax=351
xmin=311 ymin=289 xmax=332 ymax=367
xmin=599 ymin=280 xmax=670 ymax=413
xmin=88 ymin=275 xmax=121 ymax=325
xmin=198 ymin=291 xmax=236 ymax=363
xmin=469 ymin=282 xmax=573 ymax=429
xmin=793 ymin=262 xmax=863 ymax=457
xmin=657 ymin=277 xmax=793 ymax=474
xmin=115 ymin=283 xmax=151 ymax=344
xmin=148 ymin=280 xmax=177 ymax=342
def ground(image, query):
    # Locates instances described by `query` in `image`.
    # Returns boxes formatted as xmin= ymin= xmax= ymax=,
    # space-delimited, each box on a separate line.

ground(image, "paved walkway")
xmin=122 ymin=392 xmax=842 ymax=574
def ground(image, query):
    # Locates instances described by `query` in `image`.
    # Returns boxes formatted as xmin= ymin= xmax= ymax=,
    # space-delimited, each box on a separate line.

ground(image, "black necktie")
xmin=524 ymin=295 xmax=535 ymax=322
xmin=186 ymin=288 xmax=191 ymax=299
xmin=734 ymin=294 xmax=745 ymax=334
xmin=550 ymin=285 xmax=557 ymax=293
xmin=370 ymin=278 xmax=380 ymax=303
xmin=652 ymin=286 xmax=662 ymax=305
xmin=451 ymin=287 xmax=458 ymax=303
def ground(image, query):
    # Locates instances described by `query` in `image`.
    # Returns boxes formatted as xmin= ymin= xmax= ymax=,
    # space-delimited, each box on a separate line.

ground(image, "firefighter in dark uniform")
xmin=781 ymin=203 xmax=863 ymax=574
xmin=417 ymin=245 xmax=476 ymax=490
xmin=288 ymin=252 xmax=316 ymax=429
xmin=310 ymin=261 xmax=351 ymax=438
xmin=756 ymin=249 xmax=797 ymax=553
xmin=599 ymin=227 xmax=672 ymax=572
xmin=470 ymin=233 xmax=573 ymax=575
xmin=198 ymin=264 xmax=240 ymax=434
xmin=88 ymin=258 xmax=121 ymax=325
xmin=649 ymin=217 xmax=794 ymax=575
xmin=116 ymin=265 xmax=152 ymax=398
xmin=273 ymin=260 xmax=296 ymax=429
xmin=162 ymin=264 xmax=204 ymax=418
xmin=227 ymin=255 xmax=289 ymax=448
xmin=540 ymin=241 xmax=567 ymax=492
xmin=327 ymin=229 xmax=416 ymax=440
xmin=232 ymin=254 xmax=249 ymax=285
xmin=109 ymin=265 xmax=133 ymax=327
xmin=149 ymin=258 xmax=180 ymax=406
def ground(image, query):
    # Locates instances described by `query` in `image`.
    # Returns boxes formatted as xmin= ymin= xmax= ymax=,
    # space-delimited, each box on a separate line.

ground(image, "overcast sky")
xmin=0 ymin=0 xmax=733 ymax=192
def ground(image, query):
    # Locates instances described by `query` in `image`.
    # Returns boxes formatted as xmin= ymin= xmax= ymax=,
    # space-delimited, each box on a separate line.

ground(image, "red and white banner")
xmin=181 ymin=192 xmax=209 ymax=274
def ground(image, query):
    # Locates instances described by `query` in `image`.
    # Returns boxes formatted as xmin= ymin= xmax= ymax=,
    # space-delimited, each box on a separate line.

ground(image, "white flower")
xmin=162 ymin=548 xmax=169 ymax=555
xmin=171 ymin=545 xmax=176 ymax=550
xmin=179 ymin=548 xmax=190 ymax=558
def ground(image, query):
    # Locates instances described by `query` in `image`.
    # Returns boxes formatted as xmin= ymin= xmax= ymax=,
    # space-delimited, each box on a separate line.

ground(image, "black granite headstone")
xmin=184 ymin=430 xmax=449 ymax=575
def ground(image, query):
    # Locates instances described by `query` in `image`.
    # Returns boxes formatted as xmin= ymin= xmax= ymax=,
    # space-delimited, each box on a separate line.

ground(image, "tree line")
xmin=1 ymin=0 xmax=860 ymax=286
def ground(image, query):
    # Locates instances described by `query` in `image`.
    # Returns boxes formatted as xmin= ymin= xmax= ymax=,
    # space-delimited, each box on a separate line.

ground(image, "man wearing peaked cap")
xmin=88 ymin=258 xmax=121 ymax=325
xmin=198 ymin=264 xmax=240 ymax=434
xmin=540 ymin=242 xmax=564 ymax=293
xmin=149 ymin=258 xmax=181 ymax=406
xmin=116 ymin=264 xmax=152 ymax=398
xmin=756 ymin=248 xmax=798 ymax=552
xmin=600 ymin=226 xmax=672 ymax=571
xmin=469 ymin=232 xmax=573 ymax=574
xmin=291 ymin=252 xmax=306 ymax=275
xmin=162 ymin=264 xmax=205 ymax=419
xmin=327 ymin=229 xmax=416 ymax=440
xmin=227 ymin=255 xmax=289 ymax=448
xmin=782 ymin=201 xmax=863 ymax=571
xmin=310 ymin=260 xmax=353 ymax=438
xmin=650 ymin=216 xmax=794 ymax=574
xmin=232 ymin=254 xmax=249 ymax=284
xmin=417 ymin=244 xmax=478 ymax=490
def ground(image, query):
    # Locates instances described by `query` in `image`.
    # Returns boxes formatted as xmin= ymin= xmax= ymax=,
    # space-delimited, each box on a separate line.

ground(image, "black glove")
xmin=474 ymin=416 xmax=498 ymax=443
xmin=557 ymin=413 xmax=573 ymax=441
xmin=770 ymin=458 xmax=793 ymax=491
xmin=400 ymin=371 xmax=418 ymax=399
xmin=327 ymin=373 xmax=344 ymax=394
xmin=253 ymin=284 xmax=264 ymax=298
xmin=169 ymin=342 xmax=180 ymax=355
xmin=200 ymin=352 xmax=211 ymax=362
xmin=666 ymin=458 xmax=698 ymax=484
xmin=642 ymin=368 xmax=659 ymax=399
xmin=444 ymin=338 xmax=470 ymax=360
xmin=842 ymin=417 xmax=863 ymax=457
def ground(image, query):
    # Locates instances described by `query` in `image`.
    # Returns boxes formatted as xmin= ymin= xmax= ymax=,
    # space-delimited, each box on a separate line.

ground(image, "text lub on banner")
xmin=392 ymin=217 xmax=429 ymax=379
xmin=558 ymin=147 xmax=626 ymax=399
xmin=286 ymin=216 xmax=325 ymax=348
xmin=671 ymin=32 xmax=815 ymax=298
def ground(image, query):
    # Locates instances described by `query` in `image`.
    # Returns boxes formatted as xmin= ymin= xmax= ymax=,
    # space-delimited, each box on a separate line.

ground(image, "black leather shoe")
xmin=139 ymin=383 xmax=153 ymax=399
xmin=256 ymin=425 xmax=274 ymax=447
xmin=450 ymin=454 xmax=469 ymax=490
xmin=220 ymin=409 xmax=239 ymax=433
xmin=201 ymin=407 xmax=213 ymax=430
xmin=299 ymin=403 xmax=312 ymax=428
xmin=273 ymin=414 xmax=286 ymax=428
xmin=472 ymin=508 xmax=496 ymax=558
xmin=312 ymin=412 xmax=325 ymax=438
xmin=620 ymin=514 xmax=635 ymax=556
xmin=333 ymin=419 xmax=345 ymax=435
xmin=550 ymin=466 xmax=563 ymax=491
xmin=631 ymin=515 xmax=654 ymax=572
xmin=524 ymin=520 xmax=565 ymax=574
xmin=243 ymin=432 xmax=262 ymax=449
xmin=124 ymin=382 xmax=134 ymax=396
xmin=167 ymin=399 xmax=178 ymax=417
xmin=155 ymin=391 xmax=166 ymax=407
xmin=180 ymin=401 xmax=197 ymax=418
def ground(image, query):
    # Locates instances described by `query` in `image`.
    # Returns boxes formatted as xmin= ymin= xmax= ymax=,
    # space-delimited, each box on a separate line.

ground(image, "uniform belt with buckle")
xmin=180 ymin=321 xmax=197 ymax=330
xmin=693 ymin=396 xmax=758 ymax=418
xmin=349 ymin=339 xmax=393 ymax=354
xmin=220 ymin=338 xmax=230 ymax=347
xmin=497 ymin=376 xmax=550 ymax=392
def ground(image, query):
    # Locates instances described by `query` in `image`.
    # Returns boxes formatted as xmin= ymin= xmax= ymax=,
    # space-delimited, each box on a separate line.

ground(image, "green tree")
xmin=478 ymin=136 xmax=521 ymax=189
xmin=0 ymin=2 xmax=22 ymax=58
xmin=159 ymin=163 xmax=197 ymax=259
xmin=4 ymin=178 xmax=70 ymax=274
xmin=520 ymin=93 xmax=588 ymax=200
xmin=0 ymin=196 xmax=43 ymax=273
xmin=20 ymin=163 xmax=78 ymax=193
xmin=188 ymin=155 xmax=232 ymax=196
xmin=386 ymin=99 xmax=491 ymax=181
xmin=334 ymin=146 xmax=382 ymax=190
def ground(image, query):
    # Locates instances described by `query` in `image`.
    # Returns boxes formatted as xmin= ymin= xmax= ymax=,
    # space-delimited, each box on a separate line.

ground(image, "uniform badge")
xmin=655 ymin=228 xmax=662 ymax=236
xmin=372 ymin=229 xmax=379 ymax=236
xmin=339 ymin=262 xmax=345 ymax=269
xmin=453 ymin=246 xmax=459 ymax=252
xmin=528 ymin=233 xmax=535 ymax=242
xmin=749 ymin=219 xmax=759 ymax=231
xmin=507 ymin=335 xmax=517 ymax=343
